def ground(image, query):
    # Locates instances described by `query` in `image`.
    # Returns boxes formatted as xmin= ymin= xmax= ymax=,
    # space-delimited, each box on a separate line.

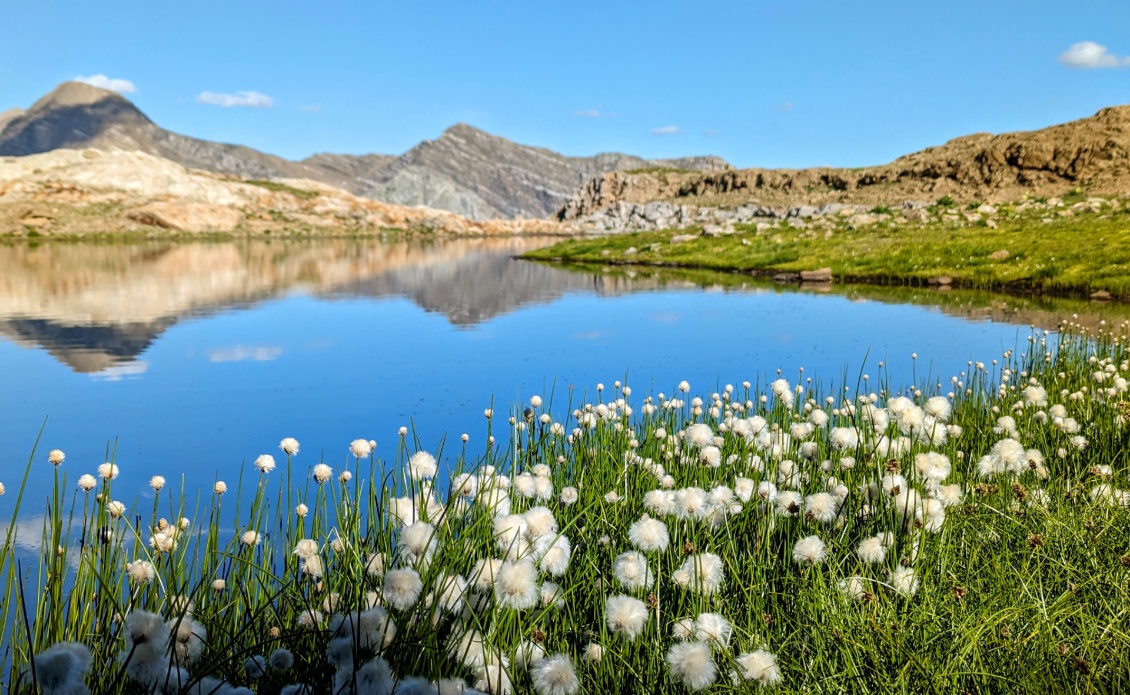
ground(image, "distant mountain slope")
xmin=0 ymin=82 xmax=321 ymax=180
xmin=560 ymin=106 xmax=1130 ymax=217
xmin=358 ymin=123 xmax=729 ymax=220
xmin=0 ymin=82 xmax=729 ymax=220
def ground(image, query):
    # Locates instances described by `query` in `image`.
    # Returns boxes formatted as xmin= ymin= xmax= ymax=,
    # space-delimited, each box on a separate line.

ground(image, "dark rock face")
xmin=0 ymin=82 xmax=728 ymax=220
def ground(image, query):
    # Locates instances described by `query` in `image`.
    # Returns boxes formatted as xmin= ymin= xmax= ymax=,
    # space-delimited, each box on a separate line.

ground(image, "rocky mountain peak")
xmin=30 ymin=81 xmax=127 ymax=110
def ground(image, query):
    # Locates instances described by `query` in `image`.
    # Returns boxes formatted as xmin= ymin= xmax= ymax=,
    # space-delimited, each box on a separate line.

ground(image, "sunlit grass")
xmin=527 ymin=200 xmax=1130 ymax=297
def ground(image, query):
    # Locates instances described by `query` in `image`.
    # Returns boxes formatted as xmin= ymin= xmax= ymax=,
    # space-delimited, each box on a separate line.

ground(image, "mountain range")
xmin=0 ymin=82 xmax=728 ymax=220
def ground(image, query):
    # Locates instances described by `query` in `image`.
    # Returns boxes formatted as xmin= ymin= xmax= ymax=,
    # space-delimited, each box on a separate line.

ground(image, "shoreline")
xmin=523 ymin=196 xmax=1130 ymax=301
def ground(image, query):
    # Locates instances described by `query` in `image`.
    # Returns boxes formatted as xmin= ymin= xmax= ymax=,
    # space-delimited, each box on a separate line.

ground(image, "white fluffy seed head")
xmin=530 ymin=654 xmax=579 ymax=695
xmin=666 ymin=641 xmax=717 ymax=691
xmin=383 ymin=568 xmax=423 ymax=610
xmin=628 ymin=516 xmax=670 ymax=553
xmin=612 ymin=551 xmax=654 ymax=590
xmin=495 ymin=558 xmax=539 ymax=610
xmin=735 ymin=649 xmax=781 ymax=685
xmin=694 ymin=613 xmax=732 ymax=649
xmin=605 ymin=595 xmax=649 ymax=640
xmin=792 ymin=535 xmax=827 ymax=565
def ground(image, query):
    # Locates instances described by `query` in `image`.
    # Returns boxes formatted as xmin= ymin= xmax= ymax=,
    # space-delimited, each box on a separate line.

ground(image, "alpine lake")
xmin=1 ymin=235 xmax=1126 ymax=522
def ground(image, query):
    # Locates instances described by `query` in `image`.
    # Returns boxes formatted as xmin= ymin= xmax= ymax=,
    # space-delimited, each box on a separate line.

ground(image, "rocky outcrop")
xmin=0 ymin=82 xmax=729 ymax=221
xmin=0 ymin=148 xmax=562 ymax=237
xmin=560 ymin=105 xmax=1130 ymax=223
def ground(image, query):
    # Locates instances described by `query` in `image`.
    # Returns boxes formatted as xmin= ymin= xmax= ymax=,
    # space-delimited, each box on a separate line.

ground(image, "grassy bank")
xmin=2 ymin=322 xmax=1129 ymax=693
xmin=525 ymin=199 xmax=1130 ymax=299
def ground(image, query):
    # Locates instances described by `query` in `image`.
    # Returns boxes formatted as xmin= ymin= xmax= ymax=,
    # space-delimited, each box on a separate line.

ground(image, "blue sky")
xmin=2 ymin=0 xmax=1128 ymax=168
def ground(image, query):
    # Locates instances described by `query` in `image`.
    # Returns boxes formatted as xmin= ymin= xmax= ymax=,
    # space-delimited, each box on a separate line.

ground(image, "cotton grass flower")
xmin=891 ymin=566 xmax=919 ymax=597
xmin=29 ymin=641 xmax=91 ymax=694
xmin=694 ymin=613 xmax=732 ymax=649
xmin=672 ymin=553 xmax=724 ymax=595
xmin=494 ymin=514 xmax=530 ymax=559
xmin=48 ymin=449 xmax=65 ymax=466
xmin=122 ymin=611 xmax=172 ymax=688
xmin=350 ymin=438 xmax=372 ymax=458
xmin=383 ymin=568 xmax=423 ymax=610
xmin=857 ymin=536 xmax=886 ymax=564
xmin=98 ymin=462 xmax=119 ymax=480
xmin=398 ymin=521 xmax=439 ymax=567
xmin=168 ymin=614 xmax=207 ymax=664
xmin=734 ymin=650 xmax=781 ymax=686
xmin=474 ymin=660 xmax=513 ymax=695
xmin=214 ymin=481 xmax=227 ymax=495
xmin=240 ymin=530 xmax=261 ymax=546
xmin=470 ymin=558 xmax=504 ymax=592
xmin=792 ymin=535 xmax=827 ymax=566
xmin=529 ymin=654 xmax=579 ymax=695
xmin=539 ymin=536 xmax=571 ymax=576
xmin=804 ymin=492 xmax=838 ymax=523
xmin=269 ymin=648 xmax=295 ymax=671
xmin=513 ymin=640 xmax=546 ymax=674
xmin=612 ymin=551 xmax=654 ymax=590
xmin=838 ymin=576 xmax=869 ymax=601
xmin=77 ymin=474 xmax=97 ymax=492
xmin=149 ymin=475 xmax=165 ymax=491
xmin=605 ymin=595 xmax=648 ymax=640
xmin=279 ymin=437 xmax=300 ymax=455
xmin=495 ymin=558 xmax=539 ymax=610
xmin=667 ymin=641 xmax=717 ymax=691
xmin=126 ymin=560 xmax=156 ymax=584
xmin=409 ymin=451 xmax=438 ymax=480
xmin=523 ymin=506 xmax=558 ymax=540
xmin=312 ymin=463 xmax=333 ymax=483
xmin=628 ymin=515 xmax=669 ymax=553
xmin=774 ymin=490 xmax=802 ymax=517
xmin=684 ymin=423 xmax=714 ymax=448
xmin=254 ymin=454 xmax=276 ymax=473
xmin=583 ymin=643 xmax=604 ymax=663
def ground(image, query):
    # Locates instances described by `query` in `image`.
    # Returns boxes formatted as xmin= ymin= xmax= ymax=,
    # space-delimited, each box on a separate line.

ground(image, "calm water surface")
xmin=1 ymin=237 xmax=1125 ymax=520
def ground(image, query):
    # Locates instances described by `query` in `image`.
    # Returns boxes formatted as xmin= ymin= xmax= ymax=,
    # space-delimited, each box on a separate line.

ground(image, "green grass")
xmin=528 ymin=205 xmax=1130 ymax=298
xmin=244 ymin=180 xmax=321 ymax=201
xmin=2 ymin=324 xmax=1130 ymax=693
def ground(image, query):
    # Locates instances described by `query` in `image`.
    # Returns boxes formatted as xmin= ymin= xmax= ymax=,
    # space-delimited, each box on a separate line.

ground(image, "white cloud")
xmin=1059 ymin=41 xmax=1130 ymax=69
xmin=208 ymin=345 xmax=282 ymax=363
xmin=650 ymin=125 xmax=682 ymax=136
xmin=572 ymin=108 xmax=617 ymax=118
xmin=74 ymin=74 xmax=137 ymax=94
xmin=91 ymin=360 xmax=149 ymax=381
xmin=196 ymin=90 xmax=274 ymax=108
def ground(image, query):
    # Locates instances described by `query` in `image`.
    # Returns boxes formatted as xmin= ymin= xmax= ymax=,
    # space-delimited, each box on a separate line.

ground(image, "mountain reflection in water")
xmin=0 ymin=237 xmax=581 ymax=373
xmin=0 ymin=238 xmax=1127 ymax=376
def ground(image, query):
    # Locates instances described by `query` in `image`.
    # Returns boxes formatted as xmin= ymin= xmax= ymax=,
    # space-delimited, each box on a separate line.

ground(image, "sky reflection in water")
xmin=0 ymin=237 xmax=1120 ymax=511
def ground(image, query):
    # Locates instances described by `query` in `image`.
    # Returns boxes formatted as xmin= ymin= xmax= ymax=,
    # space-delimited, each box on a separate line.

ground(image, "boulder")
xmin=128 ymin=202 xmax=243 ymax=232
xmin=799 ymin=267 xmax=833 ymax=282
xmin=988 ymin=249 xmax=1010 ymax=261
xmin=670 ymin=234 xmax=697 ymax=244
